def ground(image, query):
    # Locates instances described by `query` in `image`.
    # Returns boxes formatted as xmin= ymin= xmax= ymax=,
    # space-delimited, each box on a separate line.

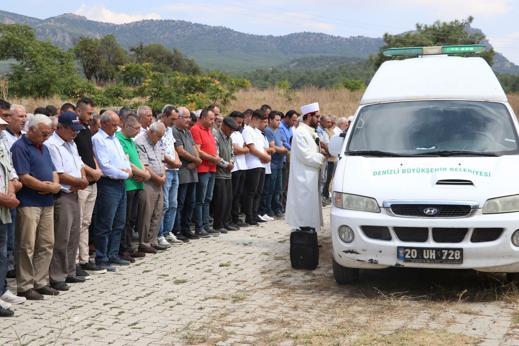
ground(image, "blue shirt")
xmin=264 ymin=127 xmax=286 ymax=169
xmin=11 ymin=135 xmax=56 ymax=207
xmin=92 ymin=129 xmax=131 ymax=180
xmin=279 ymin=121 xmax=293 ymax=151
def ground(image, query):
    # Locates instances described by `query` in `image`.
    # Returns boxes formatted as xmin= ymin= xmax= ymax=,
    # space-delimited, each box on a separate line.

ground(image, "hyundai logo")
xmin=423 ymin=207 xmax=439 ymax=216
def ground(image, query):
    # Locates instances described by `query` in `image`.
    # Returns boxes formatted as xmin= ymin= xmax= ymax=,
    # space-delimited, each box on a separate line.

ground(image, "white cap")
xmin=300 ymin=102 xmax=319 ymax=116
xmin=347 ymin=115 xmax=354 ymax=123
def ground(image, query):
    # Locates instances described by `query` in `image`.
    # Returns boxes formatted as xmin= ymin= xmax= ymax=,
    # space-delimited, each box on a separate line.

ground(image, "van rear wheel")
xmin=333 ymin=258 xmax=359 ymax=285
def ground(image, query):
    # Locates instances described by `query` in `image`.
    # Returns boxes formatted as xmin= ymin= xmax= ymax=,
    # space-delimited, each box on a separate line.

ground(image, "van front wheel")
xmin=506 ymin=273 xmax=519 ymax=283
xmin=333 ymin=258 xmax=359 ymax=285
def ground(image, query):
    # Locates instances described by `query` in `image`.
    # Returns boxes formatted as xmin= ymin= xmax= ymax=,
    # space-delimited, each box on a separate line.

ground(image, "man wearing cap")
xmin=212 ymin=116 xmax=238 ymax=232
xmin=45 ymin=112 xmax=89 ymax=291
xmin=286 ymin=102 xmax=326 ymax=232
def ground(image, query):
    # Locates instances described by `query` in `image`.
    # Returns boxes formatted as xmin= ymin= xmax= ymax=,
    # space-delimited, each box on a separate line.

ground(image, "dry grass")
xmin=229 ymin=87 xmax=363 ymax=116
xmin=9 ymin=89 xmax=519 ymax=118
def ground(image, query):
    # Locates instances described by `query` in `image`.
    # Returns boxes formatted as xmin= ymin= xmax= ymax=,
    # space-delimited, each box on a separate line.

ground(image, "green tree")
xmin=0 ymin=24 xmax=89 ymax=98
xmin=373 ymin=17 xmax=495 ymax=68
xmin=73 ymin=37 xmax=100 ymax=81
xmin=130 ymin=43 xmax=200 ymax=75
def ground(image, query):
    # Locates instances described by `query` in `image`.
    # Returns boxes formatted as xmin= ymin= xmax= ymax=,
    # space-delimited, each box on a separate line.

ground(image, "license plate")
xmin=397 ymin=247 xmax=463 ymax=264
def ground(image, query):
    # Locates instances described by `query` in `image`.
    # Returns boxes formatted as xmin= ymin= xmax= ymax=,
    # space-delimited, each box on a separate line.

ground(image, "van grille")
xmin=390 ymin=204 xmax=472 ymax=217
xmin=360 ymin=226 xmax=503 ymax=243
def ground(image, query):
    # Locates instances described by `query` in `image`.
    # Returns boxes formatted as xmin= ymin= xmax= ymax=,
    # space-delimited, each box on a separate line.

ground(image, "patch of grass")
xmin=231 ymin=292 xmax=248 ymax=303
xmin=174 ymin=278 xmax=188 ymax=284
xmin=142 ymin=269 xmax=151 ymax=273
xmin=513 ymin=310 xmax=519 ymax=324
xmin=219 ymin=262 xmax=231 ymax=267
xmin=352 ymin=328 xmax=478 ymax=346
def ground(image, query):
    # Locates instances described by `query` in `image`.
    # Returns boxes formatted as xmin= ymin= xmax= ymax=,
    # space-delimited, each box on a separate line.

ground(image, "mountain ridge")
xmin=0 ymin=10 xmax=517 ymax=74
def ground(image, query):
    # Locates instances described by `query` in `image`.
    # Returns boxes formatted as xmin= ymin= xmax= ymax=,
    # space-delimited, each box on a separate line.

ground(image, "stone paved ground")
xmin=2 ymin=207 xmax=519 ymax=345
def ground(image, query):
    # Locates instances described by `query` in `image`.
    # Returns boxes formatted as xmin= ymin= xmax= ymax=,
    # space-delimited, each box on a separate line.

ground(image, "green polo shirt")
xmin=116 ymin=131 xmax=144 ymax=191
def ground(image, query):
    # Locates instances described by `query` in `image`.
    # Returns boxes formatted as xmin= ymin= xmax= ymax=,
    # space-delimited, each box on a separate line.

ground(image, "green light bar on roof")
xmin=383 ymin=44 xmax=486 ymax=57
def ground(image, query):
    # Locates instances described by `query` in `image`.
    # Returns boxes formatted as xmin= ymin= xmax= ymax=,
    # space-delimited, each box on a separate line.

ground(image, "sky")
xmin=2 ymin=0 xmax=519 ymax=64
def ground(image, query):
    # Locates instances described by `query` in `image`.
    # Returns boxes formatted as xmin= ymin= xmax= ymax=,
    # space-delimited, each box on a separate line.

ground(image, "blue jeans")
xmin=0 ymin=222 xmax=9 ymax=295
xmin=270 ymin=168 xmax=283 ymax=214
xmin=94 ymin=178 xmax=127 ymax=265
xmin=6 ymin=208 xmax=15 ymax=271
xmin=159 ymin=170 xmax=179 ymax=237
xmin=175 ymin=182 xmax=196 ymax=232
xmin=194 ymin=172 xmax=215 ymax=231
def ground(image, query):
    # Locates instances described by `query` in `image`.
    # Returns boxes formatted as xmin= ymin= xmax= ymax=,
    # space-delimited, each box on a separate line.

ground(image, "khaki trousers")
xmin=137 ymin=182 xmax=164 ymax=247
xmin=15 ymin=206 xmax=54 ymax=292
xmin=50 ymin=193 xmax=80 ymax=283
xmin=77 ymin=184 xmax=97 ymax=264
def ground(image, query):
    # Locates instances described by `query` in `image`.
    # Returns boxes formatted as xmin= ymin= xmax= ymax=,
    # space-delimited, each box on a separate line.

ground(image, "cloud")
xmin=161 ymin=2 xmax=335 ymax=34
xmin=74 ymin=4 xmax=161 ymax=24
xmin=369 ymin=0 xmax=509 ymax=18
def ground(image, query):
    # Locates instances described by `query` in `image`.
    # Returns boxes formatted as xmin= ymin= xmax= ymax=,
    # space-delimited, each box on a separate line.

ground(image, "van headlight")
xmin=333 ymin=192 xmax=380 ymax=213
xmin=482 ymin=195 xmax=519 ymax=214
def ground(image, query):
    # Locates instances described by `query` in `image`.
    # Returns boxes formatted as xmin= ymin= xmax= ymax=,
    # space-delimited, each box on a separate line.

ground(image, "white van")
xmin=329 ymin=45 xmax=519 ymax=284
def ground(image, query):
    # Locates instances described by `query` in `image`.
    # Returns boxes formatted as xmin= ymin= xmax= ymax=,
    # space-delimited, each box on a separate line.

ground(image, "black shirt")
xmin=74 ymin=126 xmax=96 ymax=170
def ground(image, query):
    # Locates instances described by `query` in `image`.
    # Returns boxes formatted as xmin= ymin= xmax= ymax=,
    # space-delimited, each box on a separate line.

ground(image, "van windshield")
xmin=347 ymin=101 xmax=519 ymax=157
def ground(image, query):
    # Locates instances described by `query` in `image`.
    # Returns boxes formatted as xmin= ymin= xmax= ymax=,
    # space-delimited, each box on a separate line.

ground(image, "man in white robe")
xmin=285 ymin=102 xmax=326 ymax=231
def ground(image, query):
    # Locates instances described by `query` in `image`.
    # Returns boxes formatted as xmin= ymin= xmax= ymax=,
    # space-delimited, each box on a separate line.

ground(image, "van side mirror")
xmin=328 ymin=135 xmax=344 ymax=157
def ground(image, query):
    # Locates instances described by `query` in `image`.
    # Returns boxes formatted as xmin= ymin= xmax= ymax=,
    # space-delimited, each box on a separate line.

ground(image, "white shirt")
xmin=333 ymin=126 xmax=342 ymax=137
xmin=159 ymin=126 xmax=178 ymax=171
xmin=230 ymin=131 xmax=247 ymax=172
xmin=242 ymin=125 xmax=266 ymax=170
xmin=92 ymin=129 xmax=131 ymax=180
xmin=263 ymin=135 xmax=271 ymax=174
xmin=45 ymin=132 xmax=84 ymax=193
xmin=3 ymin=129 xmax=24 ymax=149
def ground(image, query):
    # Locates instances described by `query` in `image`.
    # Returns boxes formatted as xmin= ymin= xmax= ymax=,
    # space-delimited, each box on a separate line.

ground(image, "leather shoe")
xmin=51 ymin=281 xmax=70 ymax=291
xmin=0 ymin=306 xmax=14 ymax=317
xmin=130 ymin=251 xmax=145 ymax=258
xmin=139 ymin=244 xmax=157 ymax=254
xmin=235 ymin=220 xmax=248 ymax=227
xmin=18 ymin=288 xmax=43 ymax=300
xmin=216 ymin=228 xmax=228 ymax=234
xmin=175 ymin=233 xmax=190 ymax=242
xmin=225 ymin=224 xmax=239 ymax=231
xmin=182 ymin=231 xmax=200 ymax=240
xmin=66 ymin=276 xmax=86 ymax=283
xmin=195 ymin=229 xmax=211 ymax=238
xmin=152 ymin=244 xmax=169 ymax=251
xmin=120 ymin=252 xmax=136 ymax=263
xmin=36 ymin=285 xmax=59 ymax=296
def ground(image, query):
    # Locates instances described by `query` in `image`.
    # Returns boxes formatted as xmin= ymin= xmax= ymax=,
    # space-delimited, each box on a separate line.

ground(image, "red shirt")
xmin=190 ymin=122 xmax=217 ymax=173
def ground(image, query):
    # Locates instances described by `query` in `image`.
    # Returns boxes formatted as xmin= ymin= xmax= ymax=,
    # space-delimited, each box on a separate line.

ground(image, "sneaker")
xmin=0 ymin=299 xmax=11 ymax=309
xmin=158 ymin=236 xmax=172 ymax=247
xmin=1 ymin=290 xmax=26 ymax=305
xmin=153 ymin=244 xmax=169 ymax=251
xmin=255 ymin=215 xmax=267 ymax=223
xmin=165 ymin=232 xmax=183 ymax=244
xmin=36 ymin=285 xmax=59 ymax=296
xmin=261 ymin=214 xmax=275 ymax=221
xmin=109 ymin=257 xmax=131 ymax=266
xmin=195 ymin=230 xmax=211 ymax=238
xmin=76 ymin=265 xmax=91 ymax=279
xmin=18 ymin=288 xmax=43 ymax=300
xmin=65 ymin=276 xmax=86 ymax=283
xmin=0 ymin=306 xmax=14 ymax=317
xmin=80 ymin=262 xmax=107 ymax=274
xmin=97 ymin=263 xmax=116 ymax=272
